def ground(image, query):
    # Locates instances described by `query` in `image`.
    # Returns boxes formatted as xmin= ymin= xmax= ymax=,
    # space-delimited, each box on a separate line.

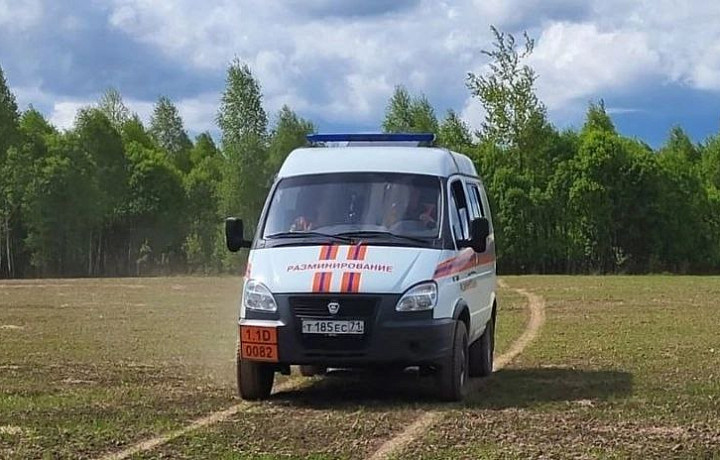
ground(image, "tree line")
xmin=0 ymin=59 xmax=314 ymax=278
xmin=1 ymin=27 xmax=719 ymax=278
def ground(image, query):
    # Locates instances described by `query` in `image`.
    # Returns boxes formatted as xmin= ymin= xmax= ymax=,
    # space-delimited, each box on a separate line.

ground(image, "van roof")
xmin=277 ymin=146 xmax=478 ymax=179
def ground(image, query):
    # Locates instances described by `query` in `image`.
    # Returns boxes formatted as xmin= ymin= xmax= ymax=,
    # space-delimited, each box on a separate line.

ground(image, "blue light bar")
xmin=306 ymin=133 xmax=435 ymax=144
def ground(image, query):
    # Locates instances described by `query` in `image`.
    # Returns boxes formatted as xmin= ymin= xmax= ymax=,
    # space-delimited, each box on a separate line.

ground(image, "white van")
xmin=225 ymin=133 xmax=497 ymax=401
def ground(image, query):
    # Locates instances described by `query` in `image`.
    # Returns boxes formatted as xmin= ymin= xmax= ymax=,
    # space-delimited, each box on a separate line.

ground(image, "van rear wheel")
xmin=436 ymin=321 xmax=469 ymax=401
xmin=237 ymin=357 xmax=274 ymax=400
xmin=469 ymin=316 xmax=495 ymax=377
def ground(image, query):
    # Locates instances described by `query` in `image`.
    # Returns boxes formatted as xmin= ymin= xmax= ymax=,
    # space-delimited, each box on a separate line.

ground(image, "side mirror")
xmin=225 ymin=217 xmax=251 ymax=252
xmin=469 ymin=217 xmax=490 ymax=253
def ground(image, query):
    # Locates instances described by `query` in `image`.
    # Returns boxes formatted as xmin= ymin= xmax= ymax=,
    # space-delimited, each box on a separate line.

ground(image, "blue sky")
xmin=1 ymin=0 xmax=719 ymax=148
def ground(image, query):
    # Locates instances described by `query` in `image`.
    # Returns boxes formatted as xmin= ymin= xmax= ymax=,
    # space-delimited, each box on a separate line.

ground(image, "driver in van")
xmin=289 ymin=192 xmax=319 ymax=231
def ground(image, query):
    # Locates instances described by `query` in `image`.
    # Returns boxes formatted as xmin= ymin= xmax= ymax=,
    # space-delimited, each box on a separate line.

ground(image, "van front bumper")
xmin=239 ymin=293 xmax=456 ymax=367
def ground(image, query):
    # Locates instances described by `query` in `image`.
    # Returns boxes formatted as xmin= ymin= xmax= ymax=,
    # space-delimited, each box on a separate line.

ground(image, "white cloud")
xmin=7 ymin=0 xmax=720 ymax=137
xmin=49 ymin=100 xmax=89 ymax=129
xmin=0 ymin=0 xmax=42 ymax=30
xmin=687 ymin=42 xmax=720 ymax=91
xmin=530 ymin=22 xmax=661 ymax=111
xmin=17 ymin=83 xmax=213 ymax=134
xmin=126 ymin=98 xmax=154 ymax=124
xmin=459 ymin=97 xmax=486 ymax=135
xmin=104 ymin=0 xmax=495 ymax=128
xmin=48 ymin=97 xmax=153 ymax=131
xmin=176 ymin=93 xmax=219 ymax=134
xmin=102 ymin=0 xmax=720 ymax=132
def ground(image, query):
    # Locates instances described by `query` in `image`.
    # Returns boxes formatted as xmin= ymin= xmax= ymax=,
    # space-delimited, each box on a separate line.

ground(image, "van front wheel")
xmin=436 ymin=321 xmax=469 ymax=401
xmin=237 ymin=357 xmax=274 ymax=400
xmin=469 ymin=316 xmax=494 ymax=377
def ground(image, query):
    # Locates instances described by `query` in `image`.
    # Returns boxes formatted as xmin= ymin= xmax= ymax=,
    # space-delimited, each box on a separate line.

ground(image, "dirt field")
xmin=1 ymin=276 xmax=719 ymax=459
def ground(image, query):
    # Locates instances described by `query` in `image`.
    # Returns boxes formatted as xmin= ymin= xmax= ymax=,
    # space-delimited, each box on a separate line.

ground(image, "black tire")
xmin=436 ymin=321 xmax=469 ymax=401
xmin=299 ymin=365 xmax=327 ymax=377
xmin=237 ymin=357 xmax=274 ymax=400
xmin=469 ymin=316 xmax=495 ymax=378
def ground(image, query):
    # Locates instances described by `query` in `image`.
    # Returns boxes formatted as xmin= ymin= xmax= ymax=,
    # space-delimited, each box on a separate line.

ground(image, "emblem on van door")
xmin=327 ymin=301 xmax=340 ymax=315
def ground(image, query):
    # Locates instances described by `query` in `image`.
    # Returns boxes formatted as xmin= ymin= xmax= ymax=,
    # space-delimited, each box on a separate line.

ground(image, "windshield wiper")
xmin=336 ymin=231 xmax=430 ymax=245
xmin=265 ymin=231 xmax=353 ymax=243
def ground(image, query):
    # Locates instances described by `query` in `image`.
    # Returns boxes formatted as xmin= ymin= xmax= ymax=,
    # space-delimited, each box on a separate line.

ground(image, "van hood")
xmin=246 ymin=245 xmax=441 ymax=294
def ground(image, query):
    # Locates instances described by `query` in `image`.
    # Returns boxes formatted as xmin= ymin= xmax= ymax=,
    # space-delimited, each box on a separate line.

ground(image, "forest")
xmin=1 ymin=28 xmax=719 ymax=278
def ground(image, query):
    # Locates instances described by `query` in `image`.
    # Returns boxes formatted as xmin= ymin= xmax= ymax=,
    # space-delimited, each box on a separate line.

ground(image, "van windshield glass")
xmin=263 ymin=173 xmax=441 ymax=240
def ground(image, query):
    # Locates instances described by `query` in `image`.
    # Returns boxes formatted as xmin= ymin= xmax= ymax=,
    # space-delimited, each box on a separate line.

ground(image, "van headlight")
xmin=396 ymin=282 xmax=437 ymax=312
xmin=243 ymin=280 xmax=277 ymax=312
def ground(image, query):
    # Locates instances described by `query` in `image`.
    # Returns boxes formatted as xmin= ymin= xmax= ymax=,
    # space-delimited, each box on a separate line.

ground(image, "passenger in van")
xmin=418 ymin=201 xmax=437 ymax=227
xmin=384 ymin=187 xmax=438 ymax=230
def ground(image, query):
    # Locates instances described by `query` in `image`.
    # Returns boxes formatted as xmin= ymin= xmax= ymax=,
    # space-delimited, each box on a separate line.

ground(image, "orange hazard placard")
xmin=241 ymin=342 xmax=278 ymax=362
xmin=240 ymin=326 xmax=278 ymax=362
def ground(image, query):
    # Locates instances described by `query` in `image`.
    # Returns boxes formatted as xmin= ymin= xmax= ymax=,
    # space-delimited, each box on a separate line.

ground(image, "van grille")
xmin=289 ymin=296 xmax=377 ymax=319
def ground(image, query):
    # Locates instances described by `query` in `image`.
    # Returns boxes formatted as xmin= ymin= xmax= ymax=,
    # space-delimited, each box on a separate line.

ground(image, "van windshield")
xmin=263 ymin=173 xmax=442 ymax=240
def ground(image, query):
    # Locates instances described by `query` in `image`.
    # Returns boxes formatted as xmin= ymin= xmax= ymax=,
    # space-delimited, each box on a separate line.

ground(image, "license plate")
xmin=302 ymin=320 xmax=364 ymax=335
xmin=240 ymin=326 xmax=279 ymax=362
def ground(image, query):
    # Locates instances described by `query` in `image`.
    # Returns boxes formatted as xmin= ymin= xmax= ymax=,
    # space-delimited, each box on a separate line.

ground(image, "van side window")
xmin=467 ymin=182 xmax=484 ymax=219
xmin=450 ymin=180 xmax=469 ymax=241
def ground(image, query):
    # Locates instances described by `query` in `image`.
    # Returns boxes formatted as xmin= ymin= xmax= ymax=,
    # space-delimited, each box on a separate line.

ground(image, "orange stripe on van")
xmin=319 ymin=245 xmax=338 ymax=260
xmin=341 ymin=272 xmax=361 ymax=293
xmin=347 ymin=244 xmax=368 ymax=260
xmin=433 ymin=243 xmax=496 ymax=279
xmin=312 ymin=272 xmax=333 ymax=292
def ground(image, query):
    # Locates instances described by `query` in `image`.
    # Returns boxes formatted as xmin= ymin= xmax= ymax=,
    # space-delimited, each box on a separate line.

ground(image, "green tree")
xmin=22 ymin=132 xmax=99 ymax=276
xmin=582 ymin=100 xmax=616 ymax=135
xmin=664 ymin=125 xmax=700 ymax=163
xmin=466 ymin=26 xmax=547 ymax=158
xmin=655 ymin=128 xmax=712 ymax=271
xmin=0 ymin=66 xmax=21 ymax=277
xmin=219 ymin=134 xmax=267 ymax=228
xmin=149 ymin=96 xmax=193 ymax=172
xmin=124 ymin=141 xmax=186 ymax=275
xmin=0 ymin=65 xmax=19 ymax=158
xmin=98 ymin=87 xmax=130 ymax=130
xmin=266 ymin=105 xmax=314 ymax=175
xmin=184 ymin=153 xmax=222 ymax=273
xmin=184 ymin=134 xmax=222 ymax=272
xmin=217 ymin=60 xmax=270 ymax=231
xmin=189 ymin=132 xmax=220 ymax=166
xmin=382 ymin=86 xmax=414 ymax=133
xmin=409 ymin=95 xmax=438 ymax=133
xmin=217 ymin=59 xmax=268 ymax=148
xmin=437 ymin=109 xmax=473 ymax=152
xmin=382 ymin=86 xmax=438 ymax=134
xmin=122 ymin=114 xmax=156 ymax=149
xmin=75 ymin=108 xmax=128 ymax=274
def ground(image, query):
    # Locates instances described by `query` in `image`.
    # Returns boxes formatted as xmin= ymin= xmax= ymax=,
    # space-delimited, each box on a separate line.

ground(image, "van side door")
xmin=448 ymin=179 xmax=482 ymax=339
xmin=464 ymin=179 xmax=494 ymax=333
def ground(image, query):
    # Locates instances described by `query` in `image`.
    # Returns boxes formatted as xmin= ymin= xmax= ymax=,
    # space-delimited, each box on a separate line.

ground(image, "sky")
xmin=1 ymin=0 xmax=720 ymax=147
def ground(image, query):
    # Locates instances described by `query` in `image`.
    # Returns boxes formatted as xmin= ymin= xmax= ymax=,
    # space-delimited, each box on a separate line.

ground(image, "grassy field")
xmin=1 ymin=276 xmax=718 ymax=459
xmin=402 ymin=276 xmax=720 ymax=459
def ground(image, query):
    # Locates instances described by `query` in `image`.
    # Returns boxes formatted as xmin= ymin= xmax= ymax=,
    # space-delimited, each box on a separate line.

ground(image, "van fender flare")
xmin=451 ymin=299 xmax=472 ymax=338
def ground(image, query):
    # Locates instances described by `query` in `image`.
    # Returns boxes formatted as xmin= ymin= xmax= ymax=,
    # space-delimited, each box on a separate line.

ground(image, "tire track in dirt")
xmin=99 ymin=279 xmax=545 ymax=460
xmin=367 ymin=279 xmax=546 ymax=460
xmin=96 ymin=379 xmax=304 ymax=460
